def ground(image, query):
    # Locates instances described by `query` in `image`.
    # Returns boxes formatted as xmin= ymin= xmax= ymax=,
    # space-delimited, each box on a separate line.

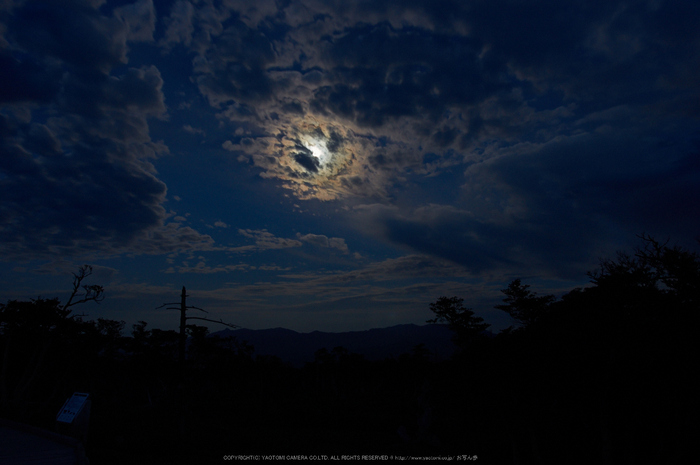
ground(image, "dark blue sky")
xmin=1 ymin=0 xmax=699 ymax=332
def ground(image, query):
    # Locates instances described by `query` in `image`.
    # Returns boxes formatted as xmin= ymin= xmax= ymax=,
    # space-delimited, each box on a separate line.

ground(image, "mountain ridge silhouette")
xmin=210 ymin=323 xmax=458 ymax=366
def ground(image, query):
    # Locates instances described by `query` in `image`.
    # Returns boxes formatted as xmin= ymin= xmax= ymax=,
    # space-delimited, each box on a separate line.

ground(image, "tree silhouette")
xmin=495 ymin=279 xmax=555 ymax=330
xmin=0 ymin=265 xmax=107 ymax=418
xmin=427 ymin=296 xmax=489 ymax=348
xmin=63 ymin=265 xmax=105 ymax=310
xmin=590 ymin=234 xmax=700 ymax=305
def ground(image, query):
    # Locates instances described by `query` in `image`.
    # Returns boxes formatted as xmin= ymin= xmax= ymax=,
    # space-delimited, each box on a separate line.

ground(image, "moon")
xmin=301 ymin=134 xmax=331 ymax=166
xmin=263 ymin=117 xmax=366 ymax=200
xmin=292 ymin=121 xmax=350 ymax=178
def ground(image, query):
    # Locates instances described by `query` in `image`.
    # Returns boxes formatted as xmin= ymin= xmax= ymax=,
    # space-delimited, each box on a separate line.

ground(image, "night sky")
xmin=1 ymin=0 xmax=699 ymax=333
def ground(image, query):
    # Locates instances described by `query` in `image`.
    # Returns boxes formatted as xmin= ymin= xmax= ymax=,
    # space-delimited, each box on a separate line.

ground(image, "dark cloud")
xmin=292 ymin=145 xmax=320 ymax=173
xmin=0 ymin=0 xmax=217 ymax=261
xmin=313 ymin=23 xmax=506 ymax=127
xmin=432 ymin=126 xmax=458 ymax=148
xmin=192 ymin=15 xmax=278 ymax=106
xmin=10 ymin=0 xmax=128 ymax=72
xmin=471 ymin=118 xmax=700 ymax=236
xmin=281 ymin=100 xmax=305 ymax=115
xmin=465 ymin=0 xmax=700 ymax=107
xmin=0 ymin=51 xmax=61 ymax=103
xmin=354 ymin=204 xmax=502 ymax=272
xmin=114 ymin=0 xmax=156 ymax=42
xmin=360 ymin=121 xmax=700 ymax=278
xmin=326 ymin=130 xmax=342 ymax=153
xmin=0 ymin=107 xmax=171 ymax=259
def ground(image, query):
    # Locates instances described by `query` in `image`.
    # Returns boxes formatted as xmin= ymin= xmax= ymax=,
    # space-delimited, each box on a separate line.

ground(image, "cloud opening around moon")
xmin=227 ymin=112 xmax=395 ymax=201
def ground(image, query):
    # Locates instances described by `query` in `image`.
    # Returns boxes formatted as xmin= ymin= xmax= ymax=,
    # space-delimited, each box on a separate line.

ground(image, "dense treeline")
xmin=0 ymin=236 xmax=696 ymax=464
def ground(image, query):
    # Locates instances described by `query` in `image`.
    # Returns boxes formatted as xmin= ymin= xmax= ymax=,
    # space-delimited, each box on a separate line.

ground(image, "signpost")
xmin=56 ymin=392 xmax=91 ymax=444
xmin=57 ymin=392 xmax=89 ymax=424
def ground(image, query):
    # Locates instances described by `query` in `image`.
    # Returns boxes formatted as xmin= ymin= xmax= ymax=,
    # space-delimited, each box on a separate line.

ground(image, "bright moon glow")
xmin=302 ymin=136 xmax=331 ymax=166
xmin=284 ymin=120 xmax=356 ymax=199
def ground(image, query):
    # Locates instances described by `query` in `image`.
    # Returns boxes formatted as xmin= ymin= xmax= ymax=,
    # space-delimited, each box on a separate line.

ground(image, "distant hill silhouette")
xmin=210 ymin=324 xmax=458 ymax=366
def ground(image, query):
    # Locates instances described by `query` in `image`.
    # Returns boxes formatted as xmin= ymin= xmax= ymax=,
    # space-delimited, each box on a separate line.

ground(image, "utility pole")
xmin=179 ymin=286 xmax=187 ymax=365
xmin=157 ymin=286 xmax=239 ymax=365
xmin=156 ymin=287 xmax=240 ymax=440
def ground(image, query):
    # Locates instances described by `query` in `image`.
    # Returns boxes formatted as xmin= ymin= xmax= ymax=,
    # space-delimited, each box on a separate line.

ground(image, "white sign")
xmin=56 ymin=392 xmax=89 ymax=424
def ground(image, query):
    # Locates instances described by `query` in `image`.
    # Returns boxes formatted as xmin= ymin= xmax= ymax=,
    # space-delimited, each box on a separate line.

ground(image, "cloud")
xmin=9 ymin=1 xmax=128 ymax=73
xmin=311 ymin=254 xmax=473 ymax=284
xmin=163 ymin=260 xmax=291 ymax=274
xmin=164 ymin=260 xmax=232 ymax=274
xmin=173 ymin=254 xmax=496 ymax=330
xmin=0 ymin=1 xmax=217 ymax=261
xmin=0 ymin=50 xmax=61 ymax=103
xmin=351 ymin=202 xmax=600 ymax=280
xmin=462 ymin=118 xmax=700 ymax=241
xmin=162 ymin=0 xmax=700 ymax=213
xmin=350 ymin=104 xmax=700 ymax=279
xmin=107 ymin=281 xmax=178 ymax=299
xmin=130 ymin=224 xmax=220 ymax=257
xmin=297 ymin=233 xmax=349 ymax=253
xmin=182 ymin=124 xmax=205 ymax=135
xmin=159 ymin=0 xmax=196 ymax=49
xmin=168 ymin=2 xmax=499 ymax=200
xmin=114 ymin=0 xmax=156 ymax=42
xmin=231 ymin=229 xmax=303 ymax=253
xmin=2 ymin=0 xmax=699 ymax=298
xmin=328 ymin=237 xmax=349 ymax=254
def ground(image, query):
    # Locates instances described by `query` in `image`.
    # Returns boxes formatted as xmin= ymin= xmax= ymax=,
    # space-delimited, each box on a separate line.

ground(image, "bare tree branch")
xmin=185 ymin=316 xmax=238 ymax=329
xmin=186 ymin=306 xmax=208 ymax=313
xmin=156 ymin=303 xmax=207 ymax=313
xmin=157 ymin=286 xmax=239 ymax=365
xmin=63 ymin=265 xmax=105 ymax=310
xmin=155 ymin=302 xmax=181 ymax=309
